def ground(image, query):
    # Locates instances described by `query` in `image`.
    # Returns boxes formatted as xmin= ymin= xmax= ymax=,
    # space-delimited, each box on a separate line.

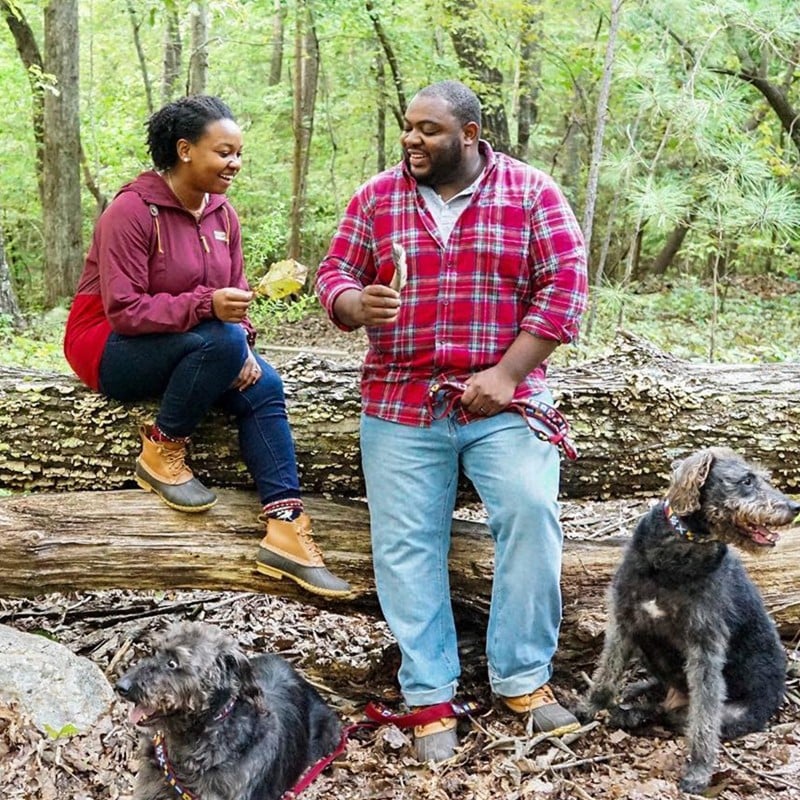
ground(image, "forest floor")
xmin=3 ymin=306 xmax=800 ymax=799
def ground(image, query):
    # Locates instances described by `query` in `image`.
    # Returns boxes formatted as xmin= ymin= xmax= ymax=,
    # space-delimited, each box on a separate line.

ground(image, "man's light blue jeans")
xmin=360 ymin=395 xmax=564 ymax=707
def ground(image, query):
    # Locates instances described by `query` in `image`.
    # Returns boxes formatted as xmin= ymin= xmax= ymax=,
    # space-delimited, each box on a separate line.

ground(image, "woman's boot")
xmin=134 ymin=425 xmax=217 ymax=512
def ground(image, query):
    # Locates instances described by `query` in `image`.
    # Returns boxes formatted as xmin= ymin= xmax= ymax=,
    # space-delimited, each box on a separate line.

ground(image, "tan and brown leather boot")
xmin=501 ymin=684 xmax=580 ymax=736
xmin=255 ymin=513 xmax=351 ymax=597
xmin=134 ymin=425 xmax=217 ymax=512
xmin=413 ymin=714 xmax=459 ymax=762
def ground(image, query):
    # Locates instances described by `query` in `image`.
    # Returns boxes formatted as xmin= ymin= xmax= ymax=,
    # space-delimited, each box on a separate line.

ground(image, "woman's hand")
xmin=231 ymin=349 xmax=262 ymax=391
xmin=213 ymin=287 xmax=253 ymax=322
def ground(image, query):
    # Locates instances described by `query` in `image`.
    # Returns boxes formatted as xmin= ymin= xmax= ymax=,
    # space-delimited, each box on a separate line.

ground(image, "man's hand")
xmin=334 ymin=285 xmax=400 ymax=328
xmin=212 ymin=287 xmax=253 ymax=322
xmin=461 ymin=366 xmax=517 ymax=416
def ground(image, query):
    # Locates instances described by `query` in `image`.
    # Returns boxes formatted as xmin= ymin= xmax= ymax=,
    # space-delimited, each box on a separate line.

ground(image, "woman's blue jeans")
xmin=98 ymin=320 xmax=300 ymax=505
xmin=360 ymin=396 xmax=564 ymax=707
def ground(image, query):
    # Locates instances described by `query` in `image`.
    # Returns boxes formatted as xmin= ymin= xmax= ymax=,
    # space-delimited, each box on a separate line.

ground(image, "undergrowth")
xmin=1 ymin=275 xmax=798 ymax=373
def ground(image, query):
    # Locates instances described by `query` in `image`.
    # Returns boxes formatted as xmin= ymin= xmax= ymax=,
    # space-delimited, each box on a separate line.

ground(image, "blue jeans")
xmin=360 ymin=396 xmax=564 ymax=706
xmin=98 ymin=320 xmax=300 ymax=505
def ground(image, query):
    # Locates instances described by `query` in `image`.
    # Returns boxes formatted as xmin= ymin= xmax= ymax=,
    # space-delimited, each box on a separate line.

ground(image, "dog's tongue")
xmin=129 ymin=705 xmax=155 ymax=726
xmin=750 ymin=526 xmax=779 ymax=547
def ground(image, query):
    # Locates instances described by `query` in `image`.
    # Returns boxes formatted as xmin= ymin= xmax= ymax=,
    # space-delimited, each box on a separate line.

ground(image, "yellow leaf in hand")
xmin=254 ymin=259 xmax=309 ymax=299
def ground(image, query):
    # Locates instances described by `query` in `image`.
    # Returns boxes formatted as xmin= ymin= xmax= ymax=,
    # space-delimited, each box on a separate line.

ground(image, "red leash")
xmin=428 ymin=379 xmax=579 ymax=460
xmin=282 ymin=699 xmax=481 ymax=799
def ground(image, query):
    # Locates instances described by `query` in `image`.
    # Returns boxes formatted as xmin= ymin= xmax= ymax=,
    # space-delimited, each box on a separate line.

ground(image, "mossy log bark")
xmin=2 ymin=489 xmax=799 ymax=662
xmin=1 ymin=333 xmax=799 ymax=499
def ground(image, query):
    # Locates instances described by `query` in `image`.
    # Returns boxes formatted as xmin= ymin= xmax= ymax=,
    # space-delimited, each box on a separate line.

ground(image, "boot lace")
xmin=296 ymin=520 xmax=324 ymax=561
xmin=160 ymin=444 xmax=188 ymax=478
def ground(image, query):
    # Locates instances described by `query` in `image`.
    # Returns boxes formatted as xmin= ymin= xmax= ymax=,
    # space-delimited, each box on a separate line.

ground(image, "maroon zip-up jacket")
xmin=64 ymin=170 xmax=254 ymax=390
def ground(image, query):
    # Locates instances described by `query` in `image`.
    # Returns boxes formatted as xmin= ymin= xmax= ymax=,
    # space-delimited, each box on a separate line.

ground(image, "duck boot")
xmin=502 ymin=684 xmax=580 ymax=736
xmin=413 ymin=715 xmax=459 ymax=763
xmin=255 ymin=513 xmax=351 ymax=598
xmin=134 ymin=425 xmax=217 ymax=512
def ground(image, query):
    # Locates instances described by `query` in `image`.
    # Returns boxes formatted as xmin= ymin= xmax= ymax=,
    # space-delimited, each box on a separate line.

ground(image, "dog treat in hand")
xmin=375 ymin=242 xmax=408 ymax=291
xmin=390 ymin=242 xmax=407 ymax=291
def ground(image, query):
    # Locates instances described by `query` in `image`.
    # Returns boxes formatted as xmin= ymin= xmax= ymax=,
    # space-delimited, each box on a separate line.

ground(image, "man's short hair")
xmin=416 ymin=80 xmax=482 ymax=130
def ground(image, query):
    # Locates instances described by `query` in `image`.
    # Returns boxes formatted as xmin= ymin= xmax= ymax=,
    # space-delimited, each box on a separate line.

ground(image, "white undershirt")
xmin=416 ymin=171 xmax=484 ymax=244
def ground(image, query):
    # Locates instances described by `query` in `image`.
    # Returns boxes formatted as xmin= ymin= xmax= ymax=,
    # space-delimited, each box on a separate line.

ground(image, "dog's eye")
xmin=740 ymin=476 xmax=754 ymax=487
xmin=167 ymin=658 xmax=179 ymax=670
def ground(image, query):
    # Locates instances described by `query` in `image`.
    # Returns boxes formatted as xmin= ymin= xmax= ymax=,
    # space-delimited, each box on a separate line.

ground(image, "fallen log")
xmin=1 ymin=334 xmax=799 ymax=500
xmin=3 ymin=490 xmax=799 ymax=662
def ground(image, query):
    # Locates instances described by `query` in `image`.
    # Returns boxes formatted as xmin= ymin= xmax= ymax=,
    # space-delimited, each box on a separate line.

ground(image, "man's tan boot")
xmin=501 ymin=684 xmax=580 ymax=736
xmin=255 ymin=513 xmax=351 ymax=597
xmin=134 ymin=425 xmax=217 ymax=512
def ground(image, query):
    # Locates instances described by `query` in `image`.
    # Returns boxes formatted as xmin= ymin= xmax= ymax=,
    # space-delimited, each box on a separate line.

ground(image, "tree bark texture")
xmin=43 ymin=0 xmax=83 ymax=305
xmin=187 ymin=0 xmax=209 ymax=95
xmin=0 ymin=335 xmax=798 ymax=499
xmin=2 ymin=490 xmax=799 ymax=659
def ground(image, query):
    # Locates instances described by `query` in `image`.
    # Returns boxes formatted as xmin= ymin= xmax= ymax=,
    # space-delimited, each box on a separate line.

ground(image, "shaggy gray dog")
xmin=578 ymin=447 xmax=800 ymax=794
xmin=116 ymin=622 xmax=342 ymax=800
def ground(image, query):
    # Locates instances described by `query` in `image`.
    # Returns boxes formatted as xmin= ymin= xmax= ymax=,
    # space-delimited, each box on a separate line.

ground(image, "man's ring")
xmin=480 ymin=406 xmax=486 ymax=413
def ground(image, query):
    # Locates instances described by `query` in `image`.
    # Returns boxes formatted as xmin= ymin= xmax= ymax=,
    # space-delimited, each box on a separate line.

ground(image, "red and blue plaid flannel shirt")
xmin=316 ymin=141 xmax=588 ymax=427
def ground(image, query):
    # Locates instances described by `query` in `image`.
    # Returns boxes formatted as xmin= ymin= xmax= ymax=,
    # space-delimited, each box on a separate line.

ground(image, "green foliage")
xmin=0 ymin=307 xmax=71 ymax=373
xmin=44 ymin=722 xmax=80 ymax=740
xmin=247 ymin=293 xmax=321 ymax=343
xmin=2 ymin=0 xmax=800 ymax=307
xmin=558 ymin=276 xmax=800 ymax=365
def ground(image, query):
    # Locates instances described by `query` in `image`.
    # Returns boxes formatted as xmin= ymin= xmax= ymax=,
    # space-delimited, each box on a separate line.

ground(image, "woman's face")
xmin=179 ymin=118 xmax=243 ymax=195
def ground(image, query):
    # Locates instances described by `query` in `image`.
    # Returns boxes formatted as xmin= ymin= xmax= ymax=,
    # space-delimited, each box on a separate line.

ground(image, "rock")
xmin=0 ymin=624 xmax=115 ymax=735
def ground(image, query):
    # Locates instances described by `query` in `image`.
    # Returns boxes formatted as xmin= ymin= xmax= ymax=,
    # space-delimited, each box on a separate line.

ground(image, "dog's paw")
xmin=608 ymin=703 xmax=656 ymax=730
xmin=574 ymin=697 xmax=602 ymax=723
xmin=679 ymin=766 xmax=711 ymax=795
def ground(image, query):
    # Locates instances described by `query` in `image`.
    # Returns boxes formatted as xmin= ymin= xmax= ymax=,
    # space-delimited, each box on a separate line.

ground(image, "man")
xmin=316 ymin=80 xmax=588 ymax=761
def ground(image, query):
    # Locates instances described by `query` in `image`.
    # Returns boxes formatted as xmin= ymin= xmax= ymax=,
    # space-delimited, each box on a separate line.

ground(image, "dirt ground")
xmin=2 ymin=311 xmax=800 ymax=799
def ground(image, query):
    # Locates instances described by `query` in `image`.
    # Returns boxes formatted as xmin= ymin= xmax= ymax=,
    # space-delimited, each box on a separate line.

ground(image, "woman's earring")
xmin=183 ymin=157 xmax=190 ymax=162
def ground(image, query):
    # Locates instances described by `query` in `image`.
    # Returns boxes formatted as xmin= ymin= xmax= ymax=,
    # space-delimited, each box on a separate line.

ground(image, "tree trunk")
xmin=161 ymin=6 xmax=182 ymax=104
xmin=42 ymin=0 xmax=82 ymax=306
xmin=374 ymin=52 xmax=387 ymax=172
xmin=443 ymin=0 xmax=511 ymax=154
xmin=287 ymin=1 xmax=319 ymax=261
xmin=581 ymin=0 xmax=622 ymax=258
xmin=2 ymin=490 xmax=798 ymax=659
xmin=1 ymin=335 xmax=799 ymax=499
xmin=267 ymin=0 xmax=286 ymax=86
xmin=514 ymin=2 xmax=542 ymax=162
xmin=0 ymin=203 xmax=25 ymax=329
xmin=187 ymin=0 xmax=209 ymax=96
xmin=651 ymin=214 xmax=694 ymax=276
xmin=126 ymin=0 xmax=154 ymax=114
xmin=365 ymin=0 xmax=406 ymax=128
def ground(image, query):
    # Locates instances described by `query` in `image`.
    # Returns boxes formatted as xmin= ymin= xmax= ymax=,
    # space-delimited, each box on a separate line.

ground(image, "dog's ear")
xmin=222 ymin=649 xmax=266 ymax=713
xmin=667 ymin=449 xmax=715 ymax=514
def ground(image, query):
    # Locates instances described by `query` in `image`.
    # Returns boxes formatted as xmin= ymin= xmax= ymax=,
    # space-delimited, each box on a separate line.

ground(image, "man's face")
xmin=401 ymin=94 xmax=466 ymax=188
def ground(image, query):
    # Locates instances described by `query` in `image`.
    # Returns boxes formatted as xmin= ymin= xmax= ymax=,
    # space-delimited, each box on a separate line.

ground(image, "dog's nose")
xmin=115 ymin=677 xmax=132 ymax=698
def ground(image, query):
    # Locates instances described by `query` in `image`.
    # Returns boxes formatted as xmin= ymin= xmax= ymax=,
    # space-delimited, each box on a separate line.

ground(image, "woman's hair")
xmin=146 ymin=95 xmax=235 ymax=171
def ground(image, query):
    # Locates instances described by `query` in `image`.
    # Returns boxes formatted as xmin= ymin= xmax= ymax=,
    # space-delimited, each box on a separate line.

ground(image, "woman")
xmin=64 ymin=95 xmax=349 ymax=598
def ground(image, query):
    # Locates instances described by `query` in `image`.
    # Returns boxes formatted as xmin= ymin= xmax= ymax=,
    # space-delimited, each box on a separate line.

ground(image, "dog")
xmin=115 ymin=622 xmax=342 ymax=800
xmin=577 ymin=447 xmax=799 ymax=793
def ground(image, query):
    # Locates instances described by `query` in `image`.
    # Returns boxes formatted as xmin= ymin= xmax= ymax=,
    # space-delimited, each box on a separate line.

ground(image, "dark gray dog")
xmin=578 ymin=447 xmax=799 ymax=794
xmin=116 ymin=622 xmax=342 ymax=800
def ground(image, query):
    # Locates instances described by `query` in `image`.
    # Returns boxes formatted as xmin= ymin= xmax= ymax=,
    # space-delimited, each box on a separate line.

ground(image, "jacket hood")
xmin=116 ymin=170 xmax=228 ymax=214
